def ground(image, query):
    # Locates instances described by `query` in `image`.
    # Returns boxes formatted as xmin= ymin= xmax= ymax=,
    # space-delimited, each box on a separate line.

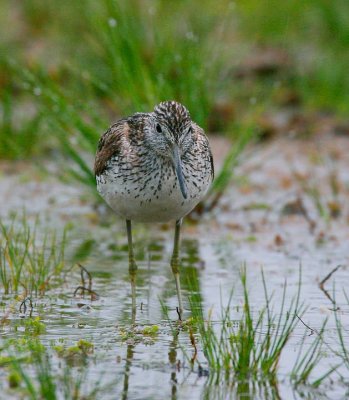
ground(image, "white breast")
xmin=96 ymin=166 xmax=211 ymax=223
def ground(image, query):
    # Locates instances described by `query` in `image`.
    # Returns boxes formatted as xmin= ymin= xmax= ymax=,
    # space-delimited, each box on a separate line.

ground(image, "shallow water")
xmin=1 ymin=134 xmax=349 ymax=399
xmin=1 ymin=223 xmax=348 ymax=399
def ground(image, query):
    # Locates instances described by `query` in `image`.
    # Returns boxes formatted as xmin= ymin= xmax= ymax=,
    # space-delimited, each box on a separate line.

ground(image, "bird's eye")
xmin=156 ymin=124 xmax=162 ymax=133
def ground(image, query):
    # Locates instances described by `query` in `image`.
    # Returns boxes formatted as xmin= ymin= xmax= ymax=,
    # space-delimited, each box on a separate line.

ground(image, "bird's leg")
xmin=171 ymin=219 xmax=184 ymax=318
xmin=126 ymin=219 xmax=137 ymax=323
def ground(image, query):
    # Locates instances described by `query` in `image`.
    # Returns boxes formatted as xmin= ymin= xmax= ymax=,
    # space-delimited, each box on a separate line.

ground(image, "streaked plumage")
xmin=94 ymin=101 xmax=214 ymax=319
xmin=94 ymin=101 xmax=214 ymax=222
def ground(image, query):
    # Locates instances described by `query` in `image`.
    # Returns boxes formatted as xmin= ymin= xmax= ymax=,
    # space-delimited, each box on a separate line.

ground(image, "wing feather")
xmin=94 ymin=119 xmax=129 ymax=176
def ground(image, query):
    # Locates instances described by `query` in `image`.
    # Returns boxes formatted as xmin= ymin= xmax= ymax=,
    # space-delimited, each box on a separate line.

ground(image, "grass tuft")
xmin=0 ymin=215 xmax=68 ymax=296
xmin=7 ymin=340 xmax=101 ymax=400
xmin=188 ymin=268 xmax=334 ymax=387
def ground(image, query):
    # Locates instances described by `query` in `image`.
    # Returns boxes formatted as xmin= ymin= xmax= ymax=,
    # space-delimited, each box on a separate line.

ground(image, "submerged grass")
xmin=334 ymin=290 xmax=349 ymax=376
xmin=290 ymin=324 xmax=337 ymax=388
xmin=5 ymin=339 xmax=101 ymax=400
xmin=0 ymin=215 xmax=68 ymax=296
xmin=190 ymin=269 xmax=302 ymax=381
xmin=188 ymin=268 xmax=333 ymax=388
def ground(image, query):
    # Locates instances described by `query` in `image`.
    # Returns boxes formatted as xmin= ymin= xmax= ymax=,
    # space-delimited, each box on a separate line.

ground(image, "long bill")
xmin=172 ymin=145 xmax=188 ymax=199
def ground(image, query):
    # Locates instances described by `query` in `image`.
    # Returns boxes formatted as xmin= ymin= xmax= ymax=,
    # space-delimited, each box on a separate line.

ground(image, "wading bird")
xmin=94 ymin=101 xmax=213 ymax=320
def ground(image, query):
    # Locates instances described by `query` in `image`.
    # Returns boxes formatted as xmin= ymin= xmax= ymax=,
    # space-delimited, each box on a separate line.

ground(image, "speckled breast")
xmin=96 ymin=154 xmax=212 ymax=223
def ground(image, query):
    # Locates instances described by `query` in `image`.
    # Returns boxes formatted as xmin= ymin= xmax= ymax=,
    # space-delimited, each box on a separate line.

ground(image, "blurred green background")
xmin=1 ymin=0 xmax=348 ymax=187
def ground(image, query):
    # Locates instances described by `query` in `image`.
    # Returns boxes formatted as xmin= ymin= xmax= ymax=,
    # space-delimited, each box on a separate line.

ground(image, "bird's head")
xmin=144 ymin=101 xmax=195 ymax=199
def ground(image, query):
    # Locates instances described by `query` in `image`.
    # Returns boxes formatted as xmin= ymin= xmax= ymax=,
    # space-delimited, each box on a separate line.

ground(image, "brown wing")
xmin=94 ymin=119 xmax=129 ymax=176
